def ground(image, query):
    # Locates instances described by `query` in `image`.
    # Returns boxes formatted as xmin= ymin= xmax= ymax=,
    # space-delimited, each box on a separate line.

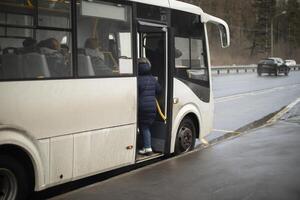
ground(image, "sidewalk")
xmin=51 ymin=101 xmax=300 ymax=200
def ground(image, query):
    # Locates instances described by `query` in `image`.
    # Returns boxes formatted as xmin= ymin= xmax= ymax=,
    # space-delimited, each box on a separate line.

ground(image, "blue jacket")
xmin=138 ymin=63 xmax=161 ymax=127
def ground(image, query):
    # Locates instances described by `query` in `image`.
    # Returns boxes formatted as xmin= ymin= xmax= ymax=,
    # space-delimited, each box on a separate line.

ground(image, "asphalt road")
xmin=213 ymin=71 xmax=300 ymax=98
xmin=51 ymin=99 xmax=300 ymax=200
xmin=207 ymin=71 xmax=300 ymax=141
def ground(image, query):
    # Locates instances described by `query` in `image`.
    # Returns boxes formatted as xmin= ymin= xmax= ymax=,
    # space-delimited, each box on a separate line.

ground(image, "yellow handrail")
xmin=155 ymin=99 xmax=167 ymax=122
xmin=27 ymin=0 xmax=33 ymax=7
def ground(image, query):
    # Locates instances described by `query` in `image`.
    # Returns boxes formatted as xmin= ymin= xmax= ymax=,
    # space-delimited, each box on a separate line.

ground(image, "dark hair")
xmin=138 ymin=58 xmax=152 ymax=75
xmin=23 ymin=38 xmax=37 ymax=47
xmin=138 ymin=57 xmax=151 ymax=67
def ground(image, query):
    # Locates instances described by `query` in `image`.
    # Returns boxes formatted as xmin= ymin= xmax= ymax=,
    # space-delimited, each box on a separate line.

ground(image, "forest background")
xmin=180 ymin=0 xmax=300 ymax=66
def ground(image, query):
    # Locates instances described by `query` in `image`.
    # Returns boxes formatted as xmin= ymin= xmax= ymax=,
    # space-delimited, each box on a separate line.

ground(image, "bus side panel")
xmin=73 ymin=124 xmax=136 ymax=179
xmin=0 ymin=78 xmax=137 ymax=139
xmin=171 ymin=78 xmax=213 ymax=152
xmin=49 ymin=135 xmax=73 ymax=185
xmin=0 ymin=77 xmax=137 ymax=188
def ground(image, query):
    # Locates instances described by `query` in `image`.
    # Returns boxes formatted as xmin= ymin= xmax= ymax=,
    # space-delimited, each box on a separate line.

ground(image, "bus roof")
xmin=128 ymin=0 xmax=204 ymax=16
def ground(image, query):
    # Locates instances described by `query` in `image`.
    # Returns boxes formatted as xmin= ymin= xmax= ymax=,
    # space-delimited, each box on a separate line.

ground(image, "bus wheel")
xmin=175 ymin=117 xmax=196 ymax=155
xmin=0 ymin=155 xmax=31 ymax=200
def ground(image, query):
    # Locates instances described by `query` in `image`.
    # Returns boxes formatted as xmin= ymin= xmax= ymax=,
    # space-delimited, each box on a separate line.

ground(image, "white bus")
xmin=0 ymin=0 xmax=229 ymax=199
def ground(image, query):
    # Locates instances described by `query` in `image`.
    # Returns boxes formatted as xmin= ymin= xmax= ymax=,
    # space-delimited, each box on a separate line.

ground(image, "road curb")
xmin=199 ymin=97 xmax=300 ymax=150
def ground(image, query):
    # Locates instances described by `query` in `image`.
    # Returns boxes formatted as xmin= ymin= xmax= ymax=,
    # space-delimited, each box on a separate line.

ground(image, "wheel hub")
xmin=178 ymin=127 xmax=193 ymax=151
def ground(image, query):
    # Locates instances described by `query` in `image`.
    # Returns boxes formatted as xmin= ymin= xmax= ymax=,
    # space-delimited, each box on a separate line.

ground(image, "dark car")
xmin=257 ymin=57 xmax=290 ymax=76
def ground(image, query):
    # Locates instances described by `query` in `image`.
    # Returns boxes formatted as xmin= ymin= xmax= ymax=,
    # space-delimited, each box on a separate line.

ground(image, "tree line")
xmin=181 ymin=0 xmax=300 ymax=65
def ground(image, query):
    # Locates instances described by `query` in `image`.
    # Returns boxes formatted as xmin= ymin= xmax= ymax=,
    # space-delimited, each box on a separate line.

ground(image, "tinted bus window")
xmin=38 ymin=0 xmax=71 ymax=28
xmin=172 ymin=10 xmax=201 ymax=37
xmin=172 ymin=10 xmax=209 ymax=88
xmin=0 ymin=0 xmax=72 ymax=80
xmin=175 ymin=37 xmax=190 ymax=68
xmin=76 ymin=0 xmax=132 ymax=77
xmin=137 ymin=4 xmax=168 ymax=23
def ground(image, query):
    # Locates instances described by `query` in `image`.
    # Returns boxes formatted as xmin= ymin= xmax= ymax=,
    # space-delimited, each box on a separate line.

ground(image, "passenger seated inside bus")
xmin=38 ymin=38 xmax=70 ymax=77
xmin=84 ymin=37 xmax=112 ymax=76
xmin=19 ymin=37 xmax=38 ymax=54
xmin=38 ymin=38 xmax=61 ymax=54
xmin=61 ymin=44 xmax=69 ymax=57
xmin=61 ymin=44 xmax=71 ymax=66
xmin=137 ymin=58 xmax=161 ymax=156
xmin=0 ymin=0 xmax=73 ymax=80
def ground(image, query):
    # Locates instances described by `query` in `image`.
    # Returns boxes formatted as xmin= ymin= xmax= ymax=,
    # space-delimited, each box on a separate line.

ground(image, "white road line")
xmin=215 ymin=83 xmax=300 ymax=103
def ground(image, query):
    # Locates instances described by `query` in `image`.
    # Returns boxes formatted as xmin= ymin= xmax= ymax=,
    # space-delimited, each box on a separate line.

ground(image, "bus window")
xmin=0 ymin=26 xmax=4 ymax=35
xmin=189 ymin=38 xmax=208 ymax=81
xmin=137 ymin=3 xmax=168 ymax=23
xmin=38 ymin=0 xmax=71 ymax=28
xmin=0 ymin=0 xmax=72 ymax=80
xmin=174 ymin=37 xmax=190 ymax=68
xmin=6 ymin=13 xmax=33 ymax=26
xmin=0 ymin=12 xmax=4 ymax=24
xmin=174 ymin=36 xmax=209 ymax=86
xmin=77 ymin=0 xmax=132 ymax=77
xmin=7 ymin=28 xmax=33 ymax=38
xmin=172 ymin=10 xmax=209 ymax=102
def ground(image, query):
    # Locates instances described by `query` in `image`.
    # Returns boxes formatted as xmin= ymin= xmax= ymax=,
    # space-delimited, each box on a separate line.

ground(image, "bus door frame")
xmin=137 ymin=21 xmax=172 ymax=155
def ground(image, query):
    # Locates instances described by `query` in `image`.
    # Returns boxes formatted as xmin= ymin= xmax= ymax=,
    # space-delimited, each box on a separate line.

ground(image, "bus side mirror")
xmin=203 ymin=14 xmax=230 ymax=48
xmin=217 ymin=24 xmax=229 ymax=48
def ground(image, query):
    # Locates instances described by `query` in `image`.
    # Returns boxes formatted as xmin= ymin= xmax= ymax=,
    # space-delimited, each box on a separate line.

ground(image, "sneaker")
xmin=138 ymin=147 xmax=153 ymax=155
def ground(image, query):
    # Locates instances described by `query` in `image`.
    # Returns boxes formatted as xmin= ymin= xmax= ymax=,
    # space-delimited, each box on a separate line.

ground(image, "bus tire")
xmin=0 ymin=155 xmax=32 ymax=200
xmin=175 ymin=117 xmax=196 ymax=155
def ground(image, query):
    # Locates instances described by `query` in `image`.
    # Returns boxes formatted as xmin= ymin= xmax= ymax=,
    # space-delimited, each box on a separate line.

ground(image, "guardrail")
xmin=211 ymin=64 xmax=300 ymax=75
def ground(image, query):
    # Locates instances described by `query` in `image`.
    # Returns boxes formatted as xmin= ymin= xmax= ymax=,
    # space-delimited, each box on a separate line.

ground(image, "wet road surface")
xmin=51 ymin=102 xmax=300 ymax=200
xmin=213 ymin=71 xmax=300 ymax=98
xmin=207 ymin=71 xmax=300 ymax=141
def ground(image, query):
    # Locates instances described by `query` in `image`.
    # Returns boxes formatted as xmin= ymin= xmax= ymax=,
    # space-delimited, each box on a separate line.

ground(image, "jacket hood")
xmin=138 ymin=63 xmax=151 ymax=76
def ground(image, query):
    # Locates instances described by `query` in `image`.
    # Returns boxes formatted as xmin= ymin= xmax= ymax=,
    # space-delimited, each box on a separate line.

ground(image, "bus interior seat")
xmin=90 ymin=57 xmax=113 ymax=76
xmin=78 ymin=54 xmax=95 ymax=76
xmin=45 ymin=55 xmax=70 ymax=78
xmin=23 ymin=53 xmax=50 ymax=78
xmin=19 ymin=46 xmax=38 ymax=54
xmin=108 ymin=39 xmax=118 ymax=60
xmin=77 ymin=48 xmax=86 ymax=55
xmin=103 ymin=52 xmax=114 ymax=69
xmin=79 ymin=48 xmax=113 ymax=76
xmin=1 ymin=53 xmax=23 ymax=79
xmin=3 ymin=47 xmax=19 ymax=55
